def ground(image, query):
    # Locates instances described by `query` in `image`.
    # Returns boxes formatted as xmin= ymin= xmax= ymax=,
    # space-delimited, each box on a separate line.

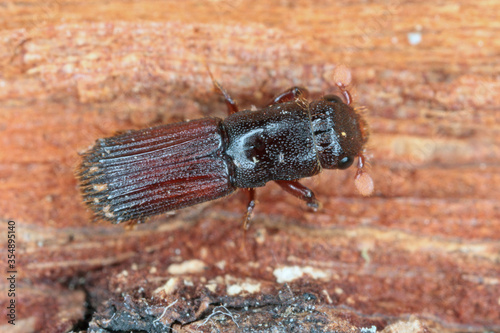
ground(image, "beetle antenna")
xmin=354 ymin=153 xmax=374 ymax=196
xmin=333 ymin=64 xmax=353 ymax=105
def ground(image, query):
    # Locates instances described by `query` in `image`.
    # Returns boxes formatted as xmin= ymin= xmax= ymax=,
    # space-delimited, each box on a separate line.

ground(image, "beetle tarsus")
xmin=243 ymin=188 xmax=256 ymax=230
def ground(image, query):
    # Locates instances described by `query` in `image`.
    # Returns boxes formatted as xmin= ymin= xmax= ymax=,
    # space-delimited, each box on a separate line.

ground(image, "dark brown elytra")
xmin=77 ymin=65 xmax=373 ymax=226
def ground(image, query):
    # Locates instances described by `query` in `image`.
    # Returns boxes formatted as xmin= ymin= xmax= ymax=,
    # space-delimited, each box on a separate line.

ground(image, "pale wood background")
xmin=0 ymin=1 xmax=499 ymax=332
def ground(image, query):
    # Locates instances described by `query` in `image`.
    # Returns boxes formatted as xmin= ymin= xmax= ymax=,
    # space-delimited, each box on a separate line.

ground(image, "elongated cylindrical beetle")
xmin=78 ymin=66 xmax=373 ymax=225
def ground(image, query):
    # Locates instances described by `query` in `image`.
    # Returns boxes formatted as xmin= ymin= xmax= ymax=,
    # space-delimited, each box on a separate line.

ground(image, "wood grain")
xmin=0 ymin=1 xmax=499 ymax=332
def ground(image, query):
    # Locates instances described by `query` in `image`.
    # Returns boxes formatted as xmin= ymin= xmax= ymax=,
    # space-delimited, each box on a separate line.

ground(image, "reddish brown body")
xmin=79 ymin=118 xmax=235 ymax=222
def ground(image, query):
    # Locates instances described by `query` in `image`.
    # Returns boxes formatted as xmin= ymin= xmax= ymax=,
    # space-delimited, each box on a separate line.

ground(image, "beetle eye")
xmin=338 ymin=156 xmax=354 ymax=169
xmin=323 ymin=94 xmax=344 ymax=104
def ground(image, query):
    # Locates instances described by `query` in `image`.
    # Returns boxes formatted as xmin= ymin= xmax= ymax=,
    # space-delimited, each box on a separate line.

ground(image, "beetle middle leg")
xmin=269 ymin=87 xmax=319 ymax=212
xmin=268 ymin=86 xmax=309 ymax=105
xmin=209 ymin=73 xmax=260 ymax=227
xmin=274 ymin=180 xmax=320 ymax=210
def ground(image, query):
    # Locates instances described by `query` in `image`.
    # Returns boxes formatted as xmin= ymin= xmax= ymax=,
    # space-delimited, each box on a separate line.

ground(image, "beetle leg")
xmin=268 ymin=86 xmax=309 ymax=105
xmin=243 ymin=188 xmax=256 ymax=230
xmin=274 ymin=180 xmax=320 ymax=210
xmin=208 ymin=71 xmax=240 ymax=115
xmin=215 ymin=80 xmax=240 ymax=115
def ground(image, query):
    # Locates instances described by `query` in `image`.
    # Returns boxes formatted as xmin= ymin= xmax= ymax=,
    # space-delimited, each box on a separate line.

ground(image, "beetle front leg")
xmin=268 ymin=86 xmax=309 ymax=105
xmin=274 ymin=180 xmax=320 ymax=210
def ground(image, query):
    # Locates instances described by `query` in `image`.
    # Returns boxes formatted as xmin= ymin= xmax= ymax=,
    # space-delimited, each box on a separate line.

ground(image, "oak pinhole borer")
xmin=77 ymin=65 xmax=373 ymax=225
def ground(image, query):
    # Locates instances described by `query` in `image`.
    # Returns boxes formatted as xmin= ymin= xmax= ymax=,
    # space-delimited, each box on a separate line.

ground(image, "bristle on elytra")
xmin=76 ymin=118 xmax=235 ymax=223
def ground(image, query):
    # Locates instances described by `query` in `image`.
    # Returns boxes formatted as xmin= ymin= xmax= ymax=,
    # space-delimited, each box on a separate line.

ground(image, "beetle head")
xmin=310 ymin=97 xmax=368 ymax=168
xmin=310 ymin=96 xmax=373 ymax=195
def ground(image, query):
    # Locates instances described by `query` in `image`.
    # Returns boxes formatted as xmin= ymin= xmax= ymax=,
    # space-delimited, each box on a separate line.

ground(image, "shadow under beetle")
xmin=77 ymin=65 xmax=374 ymax=226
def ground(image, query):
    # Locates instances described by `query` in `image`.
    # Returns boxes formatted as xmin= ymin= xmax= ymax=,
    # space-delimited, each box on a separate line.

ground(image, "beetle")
xmin=77 ymin=65 xmax=373 ymax=226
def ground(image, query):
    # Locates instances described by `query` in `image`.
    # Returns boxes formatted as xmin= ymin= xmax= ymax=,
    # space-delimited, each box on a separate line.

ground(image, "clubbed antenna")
xmin=333 ymin=64 xmax=353 ymax=105
xmin=354 ymin=153 xmax=374 ymax=196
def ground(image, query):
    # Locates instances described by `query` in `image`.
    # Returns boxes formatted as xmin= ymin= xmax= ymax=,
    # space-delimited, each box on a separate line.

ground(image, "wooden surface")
xmin=1 ymin=1 xmax=499 ymax=332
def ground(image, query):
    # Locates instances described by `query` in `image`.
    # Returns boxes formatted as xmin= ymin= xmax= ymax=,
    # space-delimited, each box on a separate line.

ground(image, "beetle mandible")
xmin=77 ymin=65 xmax=374 ymax=226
